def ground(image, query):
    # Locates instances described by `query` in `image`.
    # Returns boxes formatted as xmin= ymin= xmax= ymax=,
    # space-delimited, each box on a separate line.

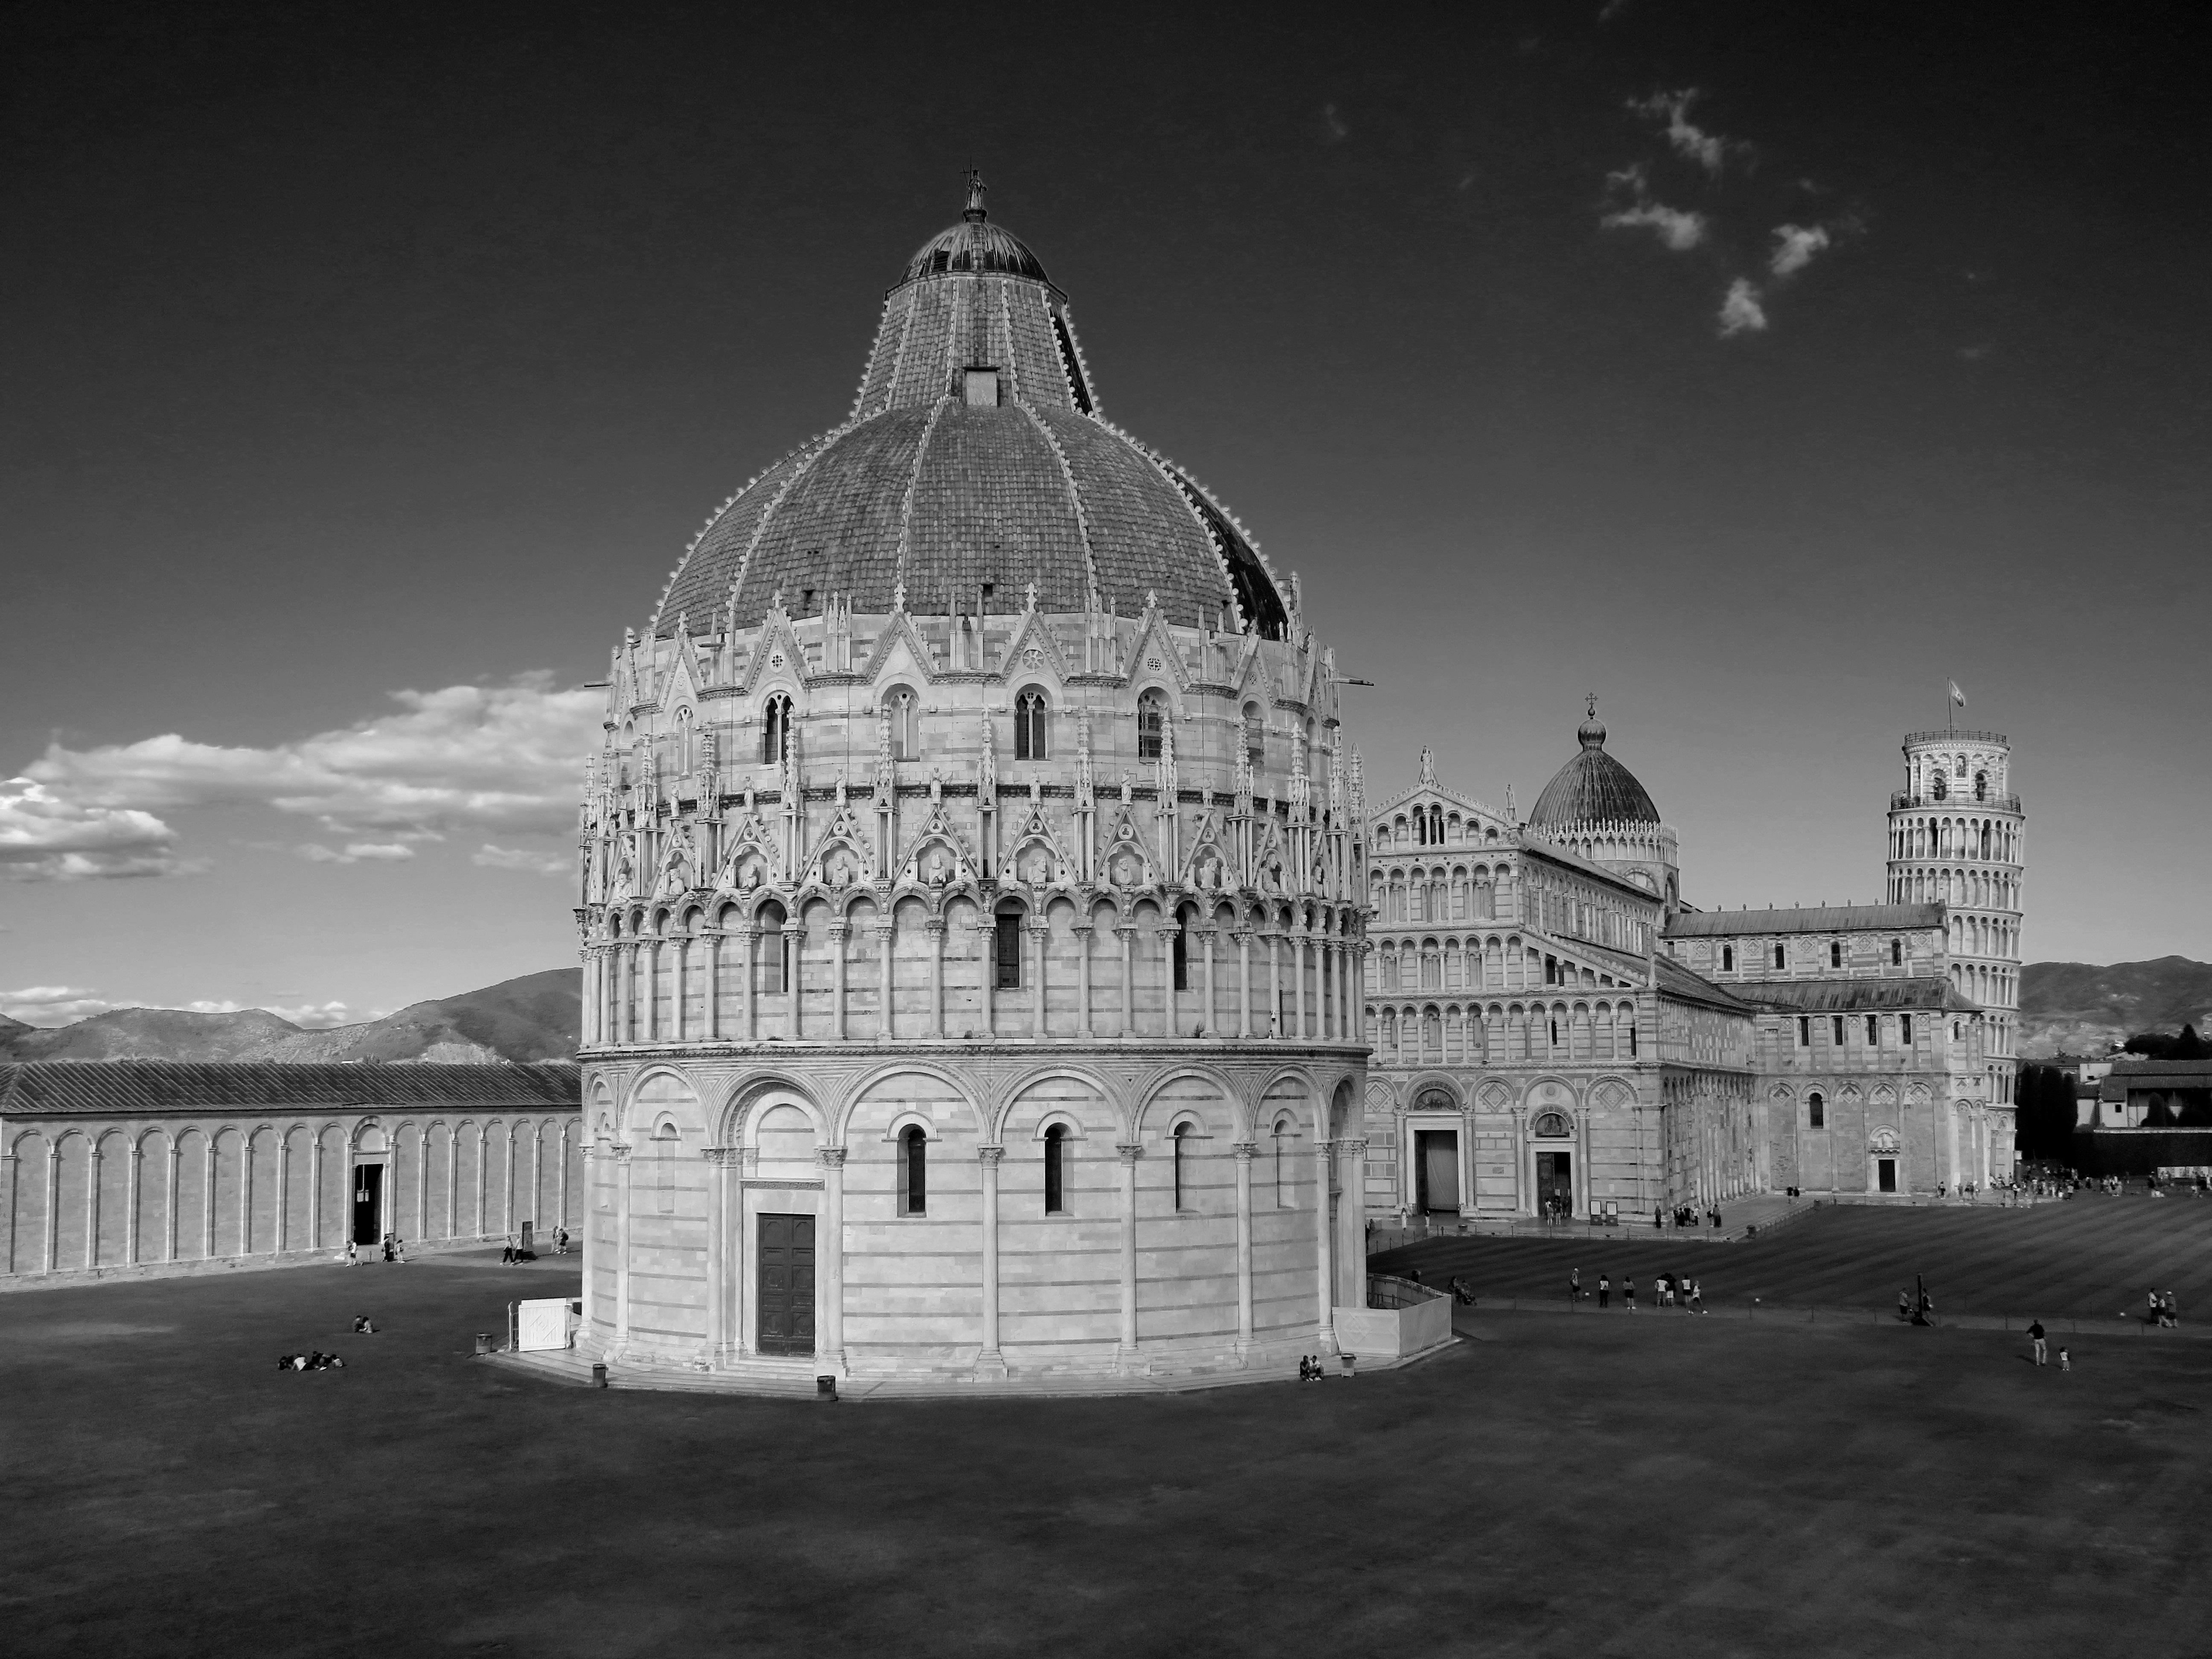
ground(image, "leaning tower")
xmin=1887 ymin=727 xmax=2024 ymax=1105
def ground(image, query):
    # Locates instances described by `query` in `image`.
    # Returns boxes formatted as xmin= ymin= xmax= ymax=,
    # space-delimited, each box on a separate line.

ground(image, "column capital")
xmin=977 ymin=1144 xmax=1005 ymax=1167
xmin=925 ymin=917 xmax=948 ymax=937
xmin=816 ymin=1146 xmax=848 ymax=1170
xmin=1116 ymin=1143 xmax=1145 ymax=1163
xmin=1340 ymin=1138 xmax=1368 ymax=1158
xmin=1231 ymin=1141 xmax=1259 ymax=1160
xmin=701 ymin=1146 xmax=742 ymax=1167
xmin=826 ymin=921 xmax=851 ymax=941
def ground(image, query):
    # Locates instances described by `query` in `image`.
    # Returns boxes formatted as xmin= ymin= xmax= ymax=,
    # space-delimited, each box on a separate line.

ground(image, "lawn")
xmin=1373 ymin=1191 xmax=2212 ymax=1321
xmin=1 ymin=1219 xmax=2207 ymax=1657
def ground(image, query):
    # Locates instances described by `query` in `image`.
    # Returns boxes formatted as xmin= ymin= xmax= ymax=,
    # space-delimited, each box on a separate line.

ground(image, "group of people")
xmin=2146 ymin=1289 xmax=2182 ymax=1327
xmin=499 ymin=1231 xmax=563 ymax=1264
xmin=2025 ymin=1320 xmax=2071 ymax=1370
xmin=1567 ymin=1269 xmax=1703 ymax=1312
xmin=1657 ymin=1204 xmax=1722 ymax=1230
xmin=1296 ymin=1354 xmax=1330 ymax=1381
xmin=335 ymin=1234 xmax=408 ymax=1266
xmin=275 ymin=1350 xmax=345 ymax=1371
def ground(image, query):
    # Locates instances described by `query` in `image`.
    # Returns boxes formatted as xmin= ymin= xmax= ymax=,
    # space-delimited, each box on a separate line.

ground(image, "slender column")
xmin=703 ymin=1147 xmax=732 ymax=1362
xmin=1232 ymin=1141 xmax=1257 ymax=1356
xmin=1267 ymin=934 xmax=1282 ymax=1037
xmin=275 ymin=1137 xmax=289 ymax=1253
xmin=1074 ymin=923 xmax=1093 ymax=1039
xmin=1201 ymin=929 xmax=1217 ymax=1036
xmin=1029 ymin=924 xmax=1048 ymax=1036
xmin=1160 ymin=926 xmax=1178 ymax=1038
xmin=976 ymin=917 xmax=996 ymax=1035
xmin=927 ymin=919 xmax=947 ymax=1038
xmin=556 ymin=1126 xmax=570 ymax=1234
xmin=877 ymin=923 xmax=897 ymax=1040
xmin=1117 ymin=926 xmax=1136 ymax=1036
xmin=784 ymin=926 xmax=804 ymax=1041
xmin=126 ymin=1143 xmax=142 ymax=1265
xmin=1292 ymin=934 xmax=1307 ymax=1039
xmin=1235 ymin=931 xmax=1252 ymax=1037
xmin=417 ymin=1130 xmax=430 ymax=1245
xmin=1313 ymin=1137 xmax=1337 ymax=1353
xmin=704 ymin=931 xmax=720 ymax=1040
xmin=236 ymin=1141 xmax=250 ymax=1261
xmin=1339 ymin=1138 xmax=1368 ymax=1307
xmin=830 ymin=922 xmax=850 ymax=1041
xmin=738 ymin=926 xmax=757 ymax=1041
xmin=474 ymin=1127 xmax=487 ymax=1238
xmin=624 ymin=943 xmax=640 ymax=1042
xmin=1318 ymin=941 xmax=1332 ymax=1041
xmin=977 ymin=1145 xmax=1006 ymax=1374
xmin=1116 ymin=1143 xmax=1143 ymax=1366
xmin=86 ymin=1147 xmax=102 ymax=1269
xmin=45 ymin=1142 xmax=60 ymax=1272
xmin=613 ymin=1144 xmax=634 ymax=1356
xmin=734 ymin=1145 xmax=758 ymax=1354
xmin=672 ymin=934 xmax=687 ymax=1041
xmin=644 ymin=939 xmax=659 ymax=1041
xmin=818 ymin=1147 xmax=847 ymax=1374
xmin=445 ymin=1127 xmax=458 ymax=1238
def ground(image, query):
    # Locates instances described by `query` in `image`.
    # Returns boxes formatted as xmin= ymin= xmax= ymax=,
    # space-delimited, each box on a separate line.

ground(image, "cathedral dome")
xmin=1528 ymin=704 xmax=1661 ymax=828
xmin=650 ymin=178 xmax=1288 ymax=640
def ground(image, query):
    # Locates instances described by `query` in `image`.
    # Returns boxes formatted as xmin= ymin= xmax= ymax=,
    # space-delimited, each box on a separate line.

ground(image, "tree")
xmin=2014 ymin=1063 xmax=2084 ymax=1162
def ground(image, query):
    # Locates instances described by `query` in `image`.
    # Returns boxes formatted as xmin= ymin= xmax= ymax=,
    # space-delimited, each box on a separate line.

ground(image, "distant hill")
xmin=2019 ymin=956 xmax=2212 ymax=1057
xmin=0 ymin=969 xmax=581 ymax=1065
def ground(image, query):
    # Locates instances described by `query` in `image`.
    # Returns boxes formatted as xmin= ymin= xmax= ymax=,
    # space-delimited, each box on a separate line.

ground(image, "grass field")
xmin=1376 ymin=1192 xmax=2212 ymax=1322
xmin=2 ymin=1212 xmax=2208 ymax=1657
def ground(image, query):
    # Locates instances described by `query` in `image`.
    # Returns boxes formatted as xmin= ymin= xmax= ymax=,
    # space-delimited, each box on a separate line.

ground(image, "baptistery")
xmin=575 ymin=179 xmax=1371 ymax=1388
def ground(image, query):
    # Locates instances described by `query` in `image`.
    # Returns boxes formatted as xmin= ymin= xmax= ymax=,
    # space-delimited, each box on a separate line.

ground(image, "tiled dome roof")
xmin=652 ymin=180 xmax=1288 ymax=639
xmin=1527 ymin=705 xmax=1661 ymax=828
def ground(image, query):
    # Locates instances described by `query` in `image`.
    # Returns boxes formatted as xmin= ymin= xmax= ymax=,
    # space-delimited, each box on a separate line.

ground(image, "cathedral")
xmin=573 ymin=180 xmax=2023 ymax=1391
xmin=1360 ymin=714 xmax=2022 ymax=1224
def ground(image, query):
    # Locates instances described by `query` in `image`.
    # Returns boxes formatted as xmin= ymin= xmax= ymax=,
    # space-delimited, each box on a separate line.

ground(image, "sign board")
xmin=514 ymin=1298 xmax=571 ymax=1352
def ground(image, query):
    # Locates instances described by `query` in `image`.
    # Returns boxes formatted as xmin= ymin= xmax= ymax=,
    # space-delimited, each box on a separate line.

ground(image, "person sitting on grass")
xmin=352 ymin=1316 xmax=377 ymax=1335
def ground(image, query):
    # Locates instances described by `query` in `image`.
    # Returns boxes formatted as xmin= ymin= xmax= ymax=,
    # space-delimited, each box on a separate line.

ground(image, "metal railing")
xmin=1891 ymin=792 xmax=2023 ymax=813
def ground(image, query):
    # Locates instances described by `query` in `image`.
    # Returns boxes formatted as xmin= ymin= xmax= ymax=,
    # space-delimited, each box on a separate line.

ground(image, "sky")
xmin=5 ymin=1 xmax=2209 ymax=1028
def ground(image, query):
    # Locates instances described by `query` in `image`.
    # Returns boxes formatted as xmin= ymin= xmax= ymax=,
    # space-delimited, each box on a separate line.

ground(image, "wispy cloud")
xmin=1718 ymin=278 xmax=1769 ymax=337
xmin=23 ymin=674 xmax=602 ymax=875
xmin=1321 ymin=102 xmax=1349 ymax=142
xmin=296 ymin=841 xmax=416 ymax=865
xmin=0 ymin=776 xmax=199 ymax=882
xmin=1627 ymin=88 xmax=1743 ymax=175
xmin=1602 ymin=200 xmax=1708 ymax=251
xmin=473 ymin=843 xmax=571 ymax=878
xmin=1770 ymin=223 xmax=1832 ymax=277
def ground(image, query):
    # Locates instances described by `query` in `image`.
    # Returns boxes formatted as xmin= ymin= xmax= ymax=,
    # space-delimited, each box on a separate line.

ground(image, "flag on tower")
xmin=1948 ymin=680 xmax=1967 ymax=707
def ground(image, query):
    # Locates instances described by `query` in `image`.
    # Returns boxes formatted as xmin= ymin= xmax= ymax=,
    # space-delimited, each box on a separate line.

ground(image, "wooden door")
xmin=1416 ymin=1132 xmax=1459 ymax=1213
xmin=1536 ymin=1151 xmax=1572 ymax=1215
xmin=756 ymin=1213 xmax=816 ymax=1356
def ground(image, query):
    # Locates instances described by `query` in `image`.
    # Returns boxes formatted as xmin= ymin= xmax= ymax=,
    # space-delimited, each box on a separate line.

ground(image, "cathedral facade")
xmin=1361 ymin=715 xmax=2021 ymax=1221
xmin=574 ymin=183 xmax=1372 ymax=1389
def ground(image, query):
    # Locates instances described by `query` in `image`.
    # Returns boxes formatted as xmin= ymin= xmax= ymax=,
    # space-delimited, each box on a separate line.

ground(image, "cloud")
xmin=1601 ymin=200 xmax=1708 ymax=251
xmin=0 ymin=776 xmax=199 ymax=882
xmin=296 ymin=841 xmax=417 ymax=865
xmin=1627 ymin=88 xmax=1742 ymax=175
xmin=25 ymin=674 xmax=602 ymax=861
xmin=1321 ymin=102 xmax=1348 ymax=142
xmin=1718 ymin=278 xmax=1769 ymax=337
xmin=1770 ymin=223 xmax=1832 ymax=277
xmin=473 ymin=843 xmax=573 ymax=878
xmin=0 ymin=985 xmax=365 ymax=1029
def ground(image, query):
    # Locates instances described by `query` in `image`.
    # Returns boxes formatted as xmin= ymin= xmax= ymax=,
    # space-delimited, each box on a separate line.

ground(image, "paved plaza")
xmin=2 ymin=1214 xmax=2207 ymax=1656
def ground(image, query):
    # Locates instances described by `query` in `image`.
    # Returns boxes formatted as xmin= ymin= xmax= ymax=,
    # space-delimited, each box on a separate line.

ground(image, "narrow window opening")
xmin=1721 ymin=945 xmax=1734 ymax=972
xmin=762 ymin=694 xmax=793 ymax=765
xmin=1243 ymin=703 xmax=1265 ymax=766
xmin=1043 ymin=1124 xmax=1067 ymax=1214
xmin=884 ymin=688 xmax=916 ymax=761
xmin=994 ymin=912 xmax=1022 ymax=990
xmin=1171 ymin=925 xmax=1188 ymax=992
xmin=1809 ymin=1091 xmax=1825 ymax=1129
xmin=1832 ymin=1015 xmax=1845 ymax=1045
xmin=1902 ymin=1013 xmax=1914 ymax=1044
xmin=1774 ymin=944 xmax=1787 ymax=970
xmin=1867 ymin=1015 xmax=1879 ymax=1045
xmin=1891 ymin=939 xmax=1903 ymax=966
xmin=1797 ymin=1016 xmax=1811 ymax=1048
xmin=1272 ymin=1122 xmax=1288 ymax=1206
xmin=1015 ymin=688 xmax=1048 ymax=760
xmin=899 ymin=1125 xmax=927 ymax=1217
xmin=1173 ymin=1121 xmax=1192 ymax=1210
xmin=1137 ymin=690 xmax=1166 ymax=760
xmin=1830 ymin=941 xmax=1843 ymax=969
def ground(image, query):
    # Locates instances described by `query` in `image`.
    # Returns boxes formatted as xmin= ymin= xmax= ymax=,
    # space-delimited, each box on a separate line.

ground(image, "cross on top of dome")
xmin=1579 ymin=693 xmax=1607 ymax=749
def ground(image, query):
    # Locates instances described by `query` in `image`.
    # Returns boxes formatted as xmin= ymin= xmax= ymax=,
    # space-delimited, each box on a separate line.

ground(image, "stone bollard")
xmin=590 ymin=1363 xmax=608 ymax=1389
xmin=474 ymin=1332 xmax=494 ymax=1356
xmin=1340 ymin=1353 xmax=1357 ymax=1377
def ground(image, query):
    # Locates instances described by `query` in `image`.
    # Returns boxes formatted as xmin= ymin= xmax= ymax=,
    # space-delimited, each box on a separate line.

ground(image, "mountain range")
xmin=0 ymin=969 xmax=580 ymax=1065
xmin=5 ymin=955 xmax=2207 ymax=1065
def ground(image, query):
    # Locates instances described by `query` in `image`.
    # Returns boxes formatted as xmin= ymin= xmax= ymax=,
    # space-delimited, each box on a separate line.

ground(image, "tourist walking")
xmin=1598 ymin=1273 xmax=1610 ymax=1310
xmin=2028 ymin=1318 xmax=2047 ymax=1366
xmin=1624 ymin=1277 xmax=1636 ymax=1312
xmin=1570 ymin=1267 xmax=1581 ymax=1304
xmin=1689 ymin=1280 xmax=1705 ymax=1315
xmin=2059 ymin=1347 xmax=2071 ymax=1371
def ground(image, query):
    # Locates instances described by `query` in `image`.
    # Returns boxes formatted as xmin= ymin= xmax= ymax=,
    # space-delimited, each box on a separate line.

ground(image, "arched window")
xmin=1243 ymin=702 xmax=1265 ymax=765
xmin=1721 ymin=945 xmax=1735 ymax=972
xmin=757 ymin=905 xmax=788 ymax=995
xmin=1974 ymin=770 xmax=1988 ymax=801
xmin=1014 ymin=687 xmax=1048 ymax=760
xmin=1808 ymin=1091 xmax=1825 ymax=1129
xmin=1272 ymin=1119 xmax=1289 ymax=1206
xmin=1043 ymin=1123 xmax=1068 ymax=1214
xmin=1173 ymin=1121 xmax=1193 ymax=1210
xmin=674 ymin=705 xmax=695 ymax=775
xmin=1137 ymin=690 xmax=1167 ymax=760
xmin=1773 ymin=944 xmax=1787 ymax=970
xmin=762 ymin=693 xmax=794 ymax=764
xmin=1891 ymin=938 xmax=1903 ymax=966
xmin=899 ymin=1125 xmax=927 ymax=1217
xmin=1830 ymin=941 xmax=1842 ymax=969
xmin=993 ymin=910 xmax=1022 ymax=990
xmin=1932 ymin=773 xmax=1947 ymax=801
xmin=883 ymin=687 xmax=916 ymax=761
xmin=1171 ymin=923 xmax=1188 ymax=992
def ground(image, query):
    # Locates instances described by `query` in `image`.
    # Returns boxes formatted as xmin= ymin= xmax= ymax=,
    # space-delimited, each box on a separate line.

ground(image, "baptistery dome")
xmin=653 ymin=179 xmax=1288 ymax=640
xmin=571 ymin=180 xmax=1379 ymax=1397
xmin=1527 ymin=705 xmax=1661 ymax=829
